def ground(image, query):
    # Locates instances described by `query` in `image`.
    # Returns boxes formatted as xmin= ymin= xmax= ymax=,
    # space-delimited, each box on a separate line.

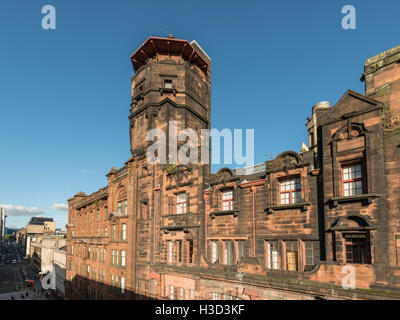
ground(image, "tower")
xmin=129 ymin=35 xmax=211 ymax=161
xmin=361 ymin=44 xmax=400 ymax=115
xmin=127 ymin=36 xmax=212 ymax=298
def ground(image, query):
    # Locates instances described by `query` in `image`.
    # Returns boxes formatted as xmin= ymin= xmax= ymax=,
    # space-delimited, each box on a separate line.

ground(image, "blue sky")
xmin=0 ymin=0 xmax=399 ymax=229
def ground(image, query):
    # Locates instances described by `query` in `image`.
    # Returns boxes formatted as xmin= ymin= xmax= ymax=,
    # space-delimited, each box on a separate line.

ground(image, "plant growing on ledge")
xmin=165 ymin=159 xmax=176 ymax=175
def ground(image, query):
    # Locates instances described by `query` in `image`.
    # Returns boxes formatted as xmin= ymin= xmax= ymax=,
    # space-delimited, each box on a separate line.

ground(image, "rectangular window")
xmin=285 ymin=241 xmax=299 ymax=271
xmin=168 ymin=241 xmax=173 ymax=263
xmin=344 ymin=233 xmax=371 ymax=264
xmin=97 ymin=209 xmax=100 ymax=221
xmin=124 ymin=200 xmax=127 ymax=216
xmin=211 ymin=292 xmax=221 ymax=300
xmin=121 ymin=223 xmax=126 ymax=241
xmin=343 ymin=163 xmax=363 ymax=196
xmin=223 ymin=240 xmax=233 ymax=265
xmin=111 ymin=275 xmax=114 ymax=287
xmin=169 ymin=285 xmax=174 ymax=300
xmin=176 ymin=240 xmax=182 ymax=263
xmin=222 ymin=189 xmax=234 ymax=211
xmin=121 ymin=250 xmax=126 ymax=267
xmin=118 ymin=201 xmax=123 ymax=214
xmin=190 ymin=289 xmax=195 ymax=300
xmin=179 ymin=288 xmax=185 ymax=300
xmin=116 ymin=250 xmax=119 ymax=265
xmin=236 ymin=240 xmax=245 ymax=264
xmin=113 ymin=225 xmax=116 ymax=240
xmin=188 ymin=240 xmax=194 ymax=264
xmin=87 ymin=247 xmax=90 ymax=259
xmin=105 ymin=207 xmax=108 ymax=220
xmin=304 ymin=241 xmax=320 ymax=272
xmin=164 ymin=79 xmax=173 ymax=89
xmin=280 ymin=177 xmax=301 ymax=204
xmin=111 ymin=250 xmax=115 ymax=265
xmin=176 ymin=193 xmax=187 ymax=214
xmin=396 ymin=235 xmax=400 ymax=267
xmin=211 ymin=240 xmax=219 ymax=264
xmin=121 ymin=277 xmax=125 ymax=294
xmin=267 ymin=240 xmax=280 ymax=270
xmin=105 ymin=226 xmax=108 ymax=237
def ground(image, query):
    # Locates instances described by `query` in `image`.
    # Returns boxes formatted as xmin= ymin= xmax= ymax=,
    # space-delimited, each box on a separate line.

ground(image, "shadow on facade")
xmin=65 ymin=275 xmax=159 ymax=300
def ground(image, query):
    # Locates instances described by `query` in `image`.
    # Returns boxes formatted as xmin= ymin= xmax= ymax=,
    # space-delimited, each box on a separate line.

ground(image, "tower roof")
xmin=130 ymin=36 xmax=209 ymax=73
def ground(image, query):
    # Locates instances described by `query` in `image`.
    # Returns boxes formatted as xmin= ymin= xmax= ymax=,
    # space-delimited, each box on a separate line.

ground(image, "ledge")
xmin=161 ymin=212 xmax=197 ymax=218
xmin=209 ymin=209 xmax=240 ymax=219
xmin=165 ymin=180 xmax=192 ymax=190
xmin=159 ymin=88 xmax=176 ymax=96
xmin=265 ymin=202 xmax=310 ymax=214
xmin=326 ymin=194 xmax=380 ymax=207
xmin=160 ymin=225 xmax=199 ymax=234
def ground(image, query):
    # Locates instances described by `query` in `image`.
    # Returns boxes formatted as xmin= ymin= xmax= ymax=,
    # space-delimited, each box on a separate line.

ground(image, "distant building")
xmin=16 ymin=228 xmax=26 ymax=246
xmin=5 ymin=227 xmax=18 ymax=235
xmin=55 ymin=228 xmax=67 ymax=235
xmin=31 ymin=233 xmax=66 ymax=274
xmin=0 ymin=208 xmax=6 ymax=245
xmin=54 ymin=245 xmax=67 ymax=298
xmin=24 ymin=217 xmax=55 ymax=258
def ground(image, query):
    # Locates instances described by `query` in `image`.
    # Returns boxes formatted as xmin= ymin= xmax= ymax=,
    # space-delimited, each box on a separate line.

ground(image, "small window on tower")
xmin=164 ymin=79 xmax=173 ymax=89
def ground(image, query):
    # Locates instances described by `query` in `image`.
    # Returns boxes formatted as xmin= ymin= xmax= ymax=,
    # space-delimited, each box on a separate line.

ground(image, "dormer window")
xmin=222 ymin=189 xmax=234 ymax=211
xmin=279 ymin=177 xmax=301 ymax=204
xmin=342 ymin=163 xmax=363 ymax=196
xmin=164 ymin=79 xmax=173 ymax=89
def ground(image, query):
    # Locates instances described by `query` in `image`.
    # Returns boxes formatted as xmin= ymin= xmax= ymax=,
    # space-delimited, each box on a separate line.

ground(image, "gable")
xmin=320 ymin=90 xmax=383 ymax=125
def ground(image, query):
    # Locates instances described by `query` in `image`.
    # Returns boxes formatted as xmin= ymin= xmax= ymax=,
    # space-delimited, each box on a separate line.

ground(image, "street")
xmin=0 ymin=244 xmax=51 ymax=300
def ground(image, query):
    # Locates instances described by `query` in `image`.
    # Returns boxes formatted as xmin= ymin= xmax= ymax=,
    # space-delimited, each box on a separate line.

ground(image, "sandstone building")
xmin=65 ymin=37 xmax=400 ymax=300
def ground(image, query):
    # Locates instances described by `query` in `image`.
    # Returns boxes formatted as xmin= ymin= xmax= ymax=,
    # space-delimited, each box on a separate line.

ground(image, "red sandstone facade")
xmin=65 ymin=37 xmax=400 ymax=300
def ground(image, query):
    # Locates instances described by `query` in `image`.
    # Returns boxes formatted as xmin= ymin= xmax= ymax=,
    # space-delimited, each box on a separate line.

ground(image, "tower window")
xmin=164 ymin=79 xmax=173 ymax=89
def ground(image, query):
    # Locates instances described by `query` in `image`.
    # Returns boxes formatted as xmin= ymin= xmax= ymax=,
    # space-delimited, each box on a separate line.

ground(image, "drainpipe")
xmin=203 ymin=192 xmax=210 ymax=258
xmin=251 ymin=186 xmax=256 ymax=257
